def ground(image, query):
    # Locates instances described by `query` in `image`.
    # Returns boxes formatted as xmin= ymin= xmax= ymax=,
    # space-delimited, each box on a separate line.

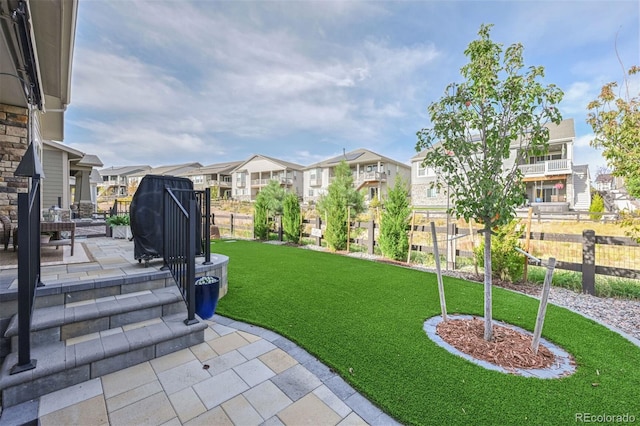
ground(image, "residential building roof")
xmin=43 ymin=140 xmax=103 ymax=167
xmin=98 ymin=165 xmax=151 ymax=176
xmin=307 ymin=148 xmax=410 ymax=169
xmin=179 ymin=161 xmax=243 ymax=177
xmin=411 ymin=118 xmax=576 ymax=161
xmin=128 ymin=162 xmax=203 ymax=177
xmin=595 ymin=173 xmax=614 ymax=183
xmin=231 ymin=154 xmax=305 ymax=172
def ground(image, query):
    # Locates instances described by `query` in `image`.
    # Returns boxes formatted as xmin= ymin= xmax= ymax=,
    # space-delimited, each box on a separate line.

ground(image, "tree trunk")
xmin=483 ymin=224 xmax=493 ymax=341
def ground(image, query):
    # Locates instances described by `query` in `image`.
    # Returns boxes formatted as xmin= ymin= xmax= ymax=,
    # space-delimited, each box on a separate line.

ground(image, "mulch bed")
xmin=436 ymin=317 xmax=555 ymax=370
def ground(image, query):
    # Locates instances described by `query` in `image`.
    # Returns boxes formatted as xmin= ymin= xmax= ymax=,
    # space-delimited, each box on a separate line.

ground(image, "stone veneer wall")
xmin=411 ymin=183 xmax=449 ymax=208
xmin=0 ymin=103 xmax=29 ymax=222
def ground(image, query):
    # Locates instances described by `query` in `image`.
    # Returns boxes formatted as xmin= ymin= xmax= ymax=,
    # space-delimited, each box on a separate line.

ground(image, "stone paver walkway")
xmin=2 ymin=315 xmax=395 ymax=425
xmin=0 ymin=237 xmax=398 ymax=425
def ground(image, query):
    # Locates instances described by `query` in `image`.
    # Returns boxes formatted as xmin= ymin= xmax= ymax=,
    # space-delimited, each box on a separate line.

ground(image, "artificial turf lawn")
xmin=212 ymin=240 xmax=640 ymax=425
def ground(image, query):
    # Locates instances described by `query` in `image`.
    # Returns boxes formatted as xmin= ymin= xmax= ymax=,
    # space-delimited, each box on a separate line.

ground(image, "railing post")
xmin=582 ymin=230 xmax=596 ymax=295
xmin=367 ymin=220 xmax=375 ymax=255
xmin=203 ymin=188 xmax=211 ymax=265
xmin=185 ymin=199 xmax=197 ymax=324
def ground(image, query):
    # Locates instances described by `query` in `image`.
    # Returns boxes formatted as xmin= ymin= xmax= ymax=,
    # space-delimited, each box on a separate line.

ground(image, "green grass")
xmin=527 ymin=266 xmax=640 ymax=300
xmin=212 ymin=240 xmax=640 ymax=425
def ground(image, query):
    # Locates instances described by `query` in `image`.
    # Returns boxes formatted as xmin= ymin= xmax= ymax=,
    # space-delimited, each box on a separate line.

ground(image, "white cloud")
xmin=66 ymin=0 xmax=639 ymax=169
xmin=71 ymin=49 xmax=189 ymax=113
xmin=574 ymin=133 xmax=595 ymax=148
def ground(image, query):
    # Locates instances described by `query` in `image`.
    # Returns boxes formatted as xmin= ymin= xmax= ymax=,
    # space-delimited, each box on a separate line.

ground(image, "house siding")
xmin=42 ymin=148 xmax=65 ymax=208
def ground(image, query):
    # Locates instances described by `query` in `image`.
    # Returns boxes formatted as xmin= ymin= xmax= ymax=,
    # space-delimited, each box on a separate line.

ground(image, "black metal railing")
xmin=162 ymin=188 xmax=211 ymax=325
xmin=11 ymin=178 xmax=42 ymax=374
xmin=109 ymin=199 xmax=130 ymax=216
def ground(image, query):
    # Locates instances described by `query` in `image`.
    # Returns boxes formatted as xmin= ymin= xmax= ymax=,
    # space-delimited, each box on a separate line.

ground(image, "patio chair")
xmin=0 ymin=215 xmax=12 ymax=251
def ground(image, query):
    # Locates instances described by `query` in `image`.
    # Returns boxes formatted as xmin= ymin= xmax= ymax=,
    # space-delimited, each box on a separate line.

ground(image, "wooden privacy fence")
xmin=210 ymin=212 xmax=639 ymax=295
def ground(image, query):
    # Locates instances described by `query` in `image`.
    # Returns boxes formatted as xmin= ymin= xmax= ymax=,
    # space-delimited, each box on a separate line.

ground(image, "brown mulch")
xmin=436 ymin=318 xmax=555 ymax=370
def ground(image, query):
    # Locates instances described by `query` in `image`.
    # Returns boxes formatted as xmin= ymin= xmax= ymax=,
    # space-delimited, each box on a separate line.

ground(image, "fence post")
xmin=278 ymin=215 xmax=283 ymax=241
xmin=230 ymin=213 xmax=234 ymax=237
xmin=582 ymin=230 xmax=596 ymax=295
xmin=367 ymin=220 xmax=375 ymax=255
xmin=447 ymin=223 xmax=457 ymax=270
xmin=315 ymin=217 xmax=321 ymax=246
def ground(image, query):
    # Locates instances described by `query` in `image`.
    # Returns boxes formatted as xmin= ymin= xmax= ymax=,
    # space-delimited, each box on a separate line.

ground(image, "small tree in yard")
xmin=254 ymin=193 xmax=269 ymax=240
xmin=282 ymin=192 xmax=302 ymax=243
xmin=260 ymin=180 xmax=287 ymax=216
xmin=587 ymin=64 xmax=640 ymax=239
xmin=379 ymin=178 xmax=411 ymax=261
xmin=416 ymin=24 xmax=563 ymax=340
xmin=317 ymin=160 xmax=365 ymax=251
xmin=590 ymin=193 xmax=605 ymax=221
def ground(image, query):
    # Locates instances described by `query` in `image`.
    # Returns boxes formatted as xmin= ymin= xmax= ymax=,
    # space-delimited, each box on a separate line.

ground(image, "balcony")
xmin=309 ymin=176 xmax=322 ymax=187
xmin=518 ymin=159 xmax=571 ymax=177
xmin=251 ymin=178 xmax=270 ymax=187
xmin=355 ymin=171 xmax=387 ymax=185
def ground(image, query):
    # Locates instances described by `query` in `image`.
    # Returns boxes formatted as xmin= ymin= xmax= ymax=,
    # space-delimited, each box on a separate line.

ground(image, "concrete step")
xmin=0 ymin=312 xmax=208 ymax=407
xmin=4 ymin=286 xmax=186 ymax=350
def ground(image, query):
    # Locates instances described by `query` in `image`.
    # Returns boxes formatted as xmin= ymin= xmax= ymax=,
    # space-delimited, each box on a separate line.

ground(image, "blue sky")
xmin=65 ymin=0 xmax=640 ymax=173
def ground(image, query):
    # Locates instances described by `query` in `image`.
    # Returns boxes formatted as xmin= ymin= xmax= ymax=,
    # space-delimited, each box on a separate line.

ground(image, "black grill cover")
xmin=130 ymin=174 xmax=194 ymax=261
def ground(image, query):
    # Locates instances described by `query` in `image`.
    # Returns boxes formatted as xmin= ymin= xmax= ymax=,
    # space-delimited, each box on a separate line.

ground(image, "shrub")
xmin=282 ymin=192 xmax=301 ymax=243
xmin=317 ymin=160 xmax=364 ymax=251
xmin=253 ymin=194 xmax=269 ymax=240
xmin=475 ymin=220 xmax=524 ymax=282
xmin=106 ymin=214 xmax=130 ymax=227
xmin=378 ymin=178 xmax=411 ymax=261
xmin=590 ymin=193 xmax=605 ymax=220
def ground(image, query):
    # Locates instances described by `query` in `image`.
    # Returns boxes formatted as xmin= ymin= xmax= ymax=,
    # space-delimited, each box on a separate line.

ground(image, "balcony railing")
xmin=309 ymin=177 xmax=322 ymax=187
xmin=518 ymin=159 xmax=571 ymax=176
xmin=355 ymin=171 xmax=387 ymax=185
xmin=251 ymin=178 xmax=270 ymax=186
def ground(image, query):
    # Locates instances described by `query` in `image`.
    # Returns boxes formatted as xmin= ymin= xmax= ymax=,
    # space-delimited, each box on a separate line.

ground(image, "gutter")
xmin=1 ymin=0 xmax=44 ymax=109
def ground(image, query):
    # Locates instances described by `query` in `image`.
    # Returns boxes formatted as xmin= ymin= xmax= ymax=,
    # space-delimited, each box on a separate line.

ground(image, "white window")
xmin=426 ymin=187 xmax=439 ymax=198
xmin=308 ymin=189 xmax=314 ymax=197
xmin=417 ymin=165 xmax=436 ymax=177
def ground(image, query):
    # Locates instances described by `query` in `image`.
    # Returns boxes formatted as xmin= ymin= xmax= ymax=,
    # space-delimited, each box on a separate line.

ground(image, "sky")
xmin=64 ymin=0 xmax=640 ymax=174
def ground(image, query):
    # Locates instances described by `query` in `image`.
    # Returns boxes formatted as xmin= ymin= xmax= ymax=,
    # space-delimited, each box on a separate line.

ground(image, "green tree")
xmin=378 ymin=178 xmax=411 ymax=261
xmin=260 ymin=180 xmax=287 ymax=217
xmin=317 ymin=160 xmax=365 ymax=251
xmin=589 ymin=193 xmax=605 ymax=221
xmin=587 ymin=65 xmax=640 ymax=198
xmin=415 ymin=24 xmax=563 ymax=340
xmin=253 ymin=193 xmax=269 ymax=240
xmin=587 ymin=64 xmax=640 ymax=240
xmin=282 ymin=192 xmax=302 ymax=243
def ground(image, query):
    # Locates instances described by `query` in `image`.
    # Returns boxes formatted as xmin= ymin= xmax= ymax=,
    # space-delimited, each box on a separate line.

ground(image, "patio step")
xmin=0 ymin=312 xmax=207 ymax=407
xmin=4 ymin=287 xmax=186 ymax=350
xmin=0 ymin=278 xmax=209 ymax=408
